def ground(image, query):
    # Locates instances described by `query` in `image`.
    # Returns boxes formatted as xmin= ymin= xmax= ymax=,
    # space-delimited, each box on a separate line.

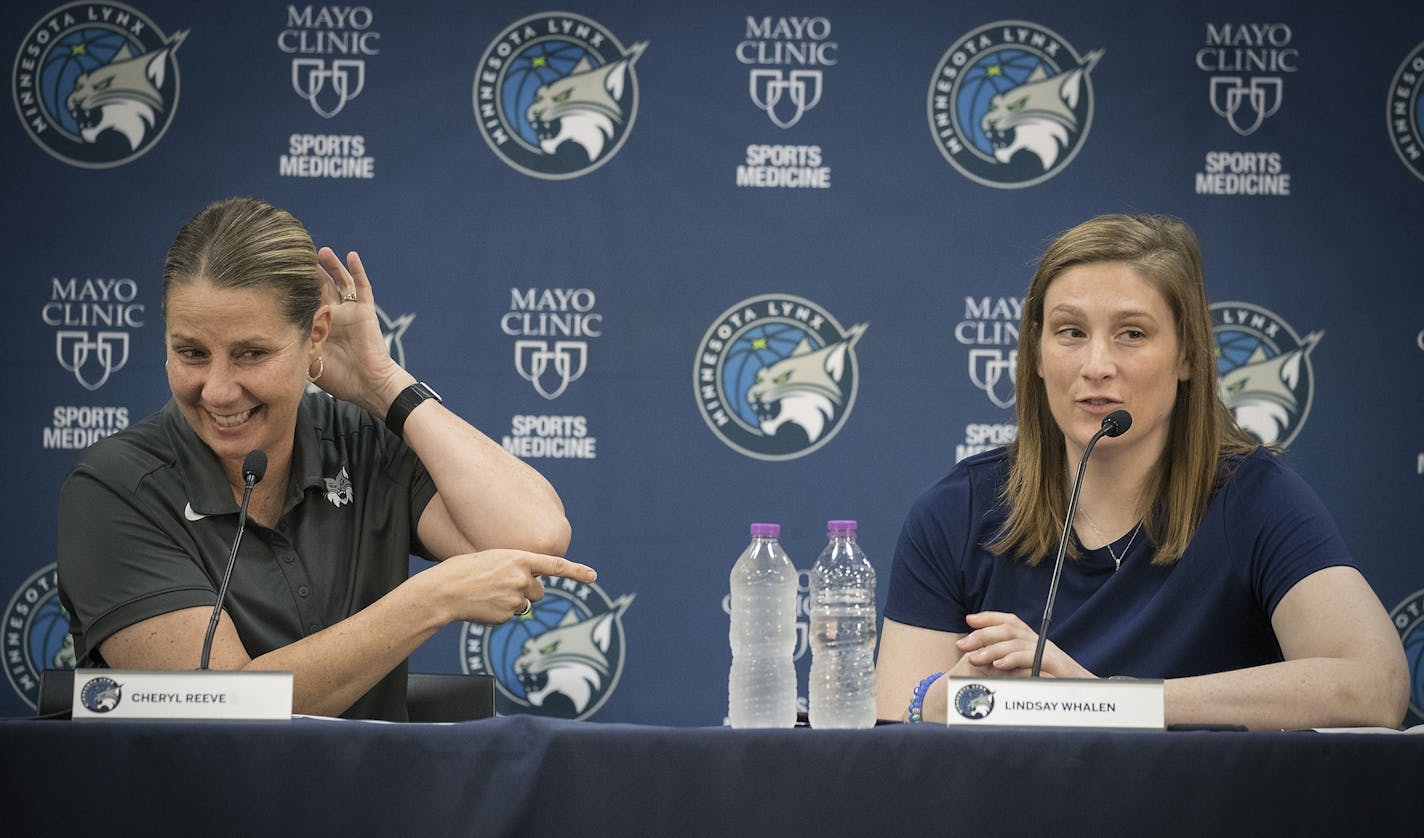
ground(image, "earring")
xmin=307 ymin=356 xmax=324 ymax=383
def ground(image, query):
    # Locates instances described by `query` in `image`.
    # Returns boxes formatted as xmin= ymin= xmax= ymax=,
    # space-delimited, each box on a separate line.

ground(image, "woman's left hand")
xmin=315 ymin=247 xmax=413 ymax=415
xmin=956 ymin=611 xmax=1095 ymax=679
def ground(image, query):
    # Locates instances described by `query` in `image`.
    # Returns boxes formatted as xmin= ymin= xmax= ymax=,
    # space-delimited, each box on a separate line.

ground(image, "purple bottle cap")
xmin=749 ymin=523 xmax=780 ymax=537
xmin=827 ymin=519 xmax=857 ymax=533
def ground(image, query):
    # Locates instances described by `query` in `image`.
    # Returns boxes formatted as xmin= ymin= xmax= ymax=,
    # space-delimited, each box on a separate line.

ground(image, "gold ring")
xmin=342 ymin=292 xmax=357 ymax=302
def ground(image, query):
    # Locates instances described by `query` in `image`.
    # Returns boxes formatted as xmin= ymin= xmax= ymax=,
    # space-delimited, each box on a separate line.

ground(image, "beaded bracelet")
xmin=907 ymin=671 xmax=946 ymax=724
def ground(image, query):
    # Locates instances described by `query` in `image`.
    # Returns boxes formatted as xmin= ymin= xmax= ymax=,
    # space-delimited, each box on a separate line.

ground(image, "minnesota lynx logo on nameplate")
xmin=12 ymin=3 xmax=186 ymax=168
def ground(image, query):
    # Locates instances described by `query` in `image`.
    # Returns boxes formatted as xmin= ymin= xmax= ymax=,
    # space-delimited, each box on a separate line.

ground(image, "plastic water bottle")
xmin=728 ymin=523 xmax=798 ymax=728
xmin=808 ymin=519 xmax=878 ymax=729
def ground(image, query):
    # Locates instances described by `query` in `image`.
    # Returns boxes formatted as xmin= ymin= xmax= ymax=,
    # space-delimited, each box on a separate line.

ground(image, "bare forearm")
xmin=401 ymin=399 xmax=570 ymax=555
xmin=1165 ymin=656 xmax=1409 ymax=731
xmin=243 ymin=575 xmax=446 ymax=717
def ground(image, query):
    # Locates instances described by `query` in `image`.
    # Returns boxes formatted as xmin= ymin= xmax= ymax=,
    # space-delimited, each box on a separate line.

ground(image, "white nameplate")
xmin=941 ymin=676 xmax=1164 ymax=729
xmin=71 ymin=669 xmax=293 ymax=720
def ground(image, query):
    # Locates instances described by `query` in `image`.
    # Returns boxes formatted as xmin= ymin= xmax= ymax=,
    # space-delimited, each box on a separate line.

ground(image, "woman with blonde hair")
xmin=876 ymin=214 xmax=1407 ymax=729
xmin=59 ymin=197 xmax=595 ymax=719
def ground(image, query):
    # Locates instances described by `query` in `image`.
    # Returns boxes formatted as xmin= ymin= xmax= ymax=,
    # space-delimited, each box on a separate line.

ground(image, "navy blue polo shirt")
xmin=885 ymin=447 xmax=1354 ymax=678
xmin=58 ymin=392 xmax=436 ymax=720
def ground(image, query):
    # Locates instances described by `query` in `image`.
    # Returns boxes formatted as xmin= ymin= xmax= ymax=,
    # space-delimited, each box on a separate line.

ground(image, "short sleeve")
xmin=1223 ymin=453 xmax=1355 ymax=616
xmin=57 ymin=465 xmax=215 ymax=663
xmin=884 ymin=468 xmax=978 ymax=634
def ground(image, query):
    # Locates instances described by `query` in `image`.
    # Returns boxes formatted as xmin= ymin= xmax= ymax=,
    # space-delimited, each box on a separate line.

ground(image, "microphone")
xmin=1029 ymin=410 xmax=1131 ymax=678
xmin=199 ymin=450 xmax=266 ymax=671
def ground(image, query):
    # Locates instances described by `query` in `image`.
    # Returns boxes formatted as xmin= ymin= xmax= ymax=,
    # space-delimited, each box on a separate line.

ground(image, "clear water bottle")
xmin=808 ymin=519 xmax=878 ymax=729
xmin=728 ymin=522 xmax=798 ymax=729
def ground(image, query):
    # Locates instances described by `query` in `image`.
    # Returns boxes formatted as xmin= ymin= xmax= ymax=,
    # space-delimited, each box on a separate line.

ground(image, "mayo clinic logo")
xmin=1197 ymin=23 xmax=1297 ymax=137
xmin=958 ymin=295 xmax=1021 ymax=409
xmin=1387 ymin=40 xmax=1424 ymax=182
xmin=12 ymin=2 xmax=186 ymax=168
xmin=460 ymin=580 xmax=634 ymax=719
xmin=278 ymin=5 xmax=380 ymax=118
xmin=473 ymin=12 xmax=647 ymax=180
xmin=695 ymin=294 xmax=867 ymax=461
xmin=43 ymin=275 xmax=144 ymax=390
xmin=4 ymin=563 xmax=76 ymax=710
xmin=928 ymin=21 xmax=1102 ymax=188
xmin=1390 ymin=589 xmax=1424 ymax=723
xmin=1211 ymin=301 xmax=1321 ymax=447
xmin=736 ymin=16 xmax=838 ymax=129
xmin=503 ymin=288 xmax=602 ymax=400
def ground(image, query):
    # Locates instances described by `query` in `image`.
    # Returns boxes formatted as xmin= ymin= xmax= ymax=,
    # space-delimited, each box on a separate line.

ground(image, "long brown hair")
xmin=990 ymin=214 xmax=1257 ymax=566
xmin=163 ymin=197 xmax=322 ymax=334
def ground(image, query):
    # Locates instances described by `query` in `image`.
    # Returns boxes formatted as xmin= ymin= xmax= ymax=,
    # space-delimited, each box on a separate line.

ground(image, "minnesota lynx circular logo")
xmin=12 ymin=3 xmax=187 ymax=169
xmin=4 ymin=563 xmax=75 ymax=709
xmin=1389 ymin=588 xmax=1424 ymax=723
xmin=79 ymin=675 xmax=122 ymax=713
xmin=460 ymin=581 xmax=634 ymax=719
xmin=927 ymin=21 xmax=1102 ymax=188
xmin=473 ymin=12 xmax=647 ymax=180
xmin=695 ymin=294 xmax=867 ymax=461
xmin=1211 ymin=301 xmax=1321 ymax=447
xmin=1387 ymin=40 xmax=1424 ymax=182
xmin=954 ymin=683 xmax=995 ymax=720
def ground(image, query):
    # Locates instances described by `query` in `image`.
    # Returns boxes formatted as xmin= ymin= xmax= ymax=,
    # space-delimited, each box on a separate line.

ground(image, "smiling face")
xmin=1036 ymin=261 xmax=1189 ymax=468
xmin=165 ymin=279 xmax=327 ymax=475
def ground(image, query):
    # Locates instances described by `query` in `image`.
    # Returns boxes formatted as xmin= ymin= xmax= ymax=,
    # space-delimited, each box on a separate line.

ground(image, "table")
xmin=4 ymin=716 xmax=1420 ymax=836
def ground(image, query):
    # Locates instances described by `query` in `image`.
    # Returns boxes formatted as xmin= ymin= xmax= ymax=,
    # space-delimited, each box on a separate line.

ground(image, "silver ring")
xmin=514 ymin=598 xmax=531 ymax=617
xmin=342 ymin=292 xmax=357 ymax=303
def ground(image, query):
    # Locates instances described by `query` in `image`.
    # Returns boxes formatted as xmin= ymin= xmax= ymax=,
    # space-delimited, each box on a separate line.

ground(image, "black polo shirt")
xmin=58 ymin=392 xmax=437 ymax=720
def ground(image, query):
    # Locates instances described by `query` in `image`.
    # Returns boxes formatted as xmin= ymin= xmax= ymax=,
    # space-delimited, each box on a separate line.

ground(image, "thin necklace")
xmin=1078 ymin=511 xmax=1142 ymax=571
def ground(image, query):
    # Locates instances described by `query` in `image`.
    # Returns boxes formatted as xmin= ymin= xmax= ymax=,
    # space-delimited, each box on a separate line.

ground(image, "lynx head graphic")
xmin=66 ymin=31 xmax=187 ymax=150
xmin=525 ymin=42 xmax=646 ymax=162
xmin=1218 ymin=331 xmax=1321 ymax=445
xmin=746 ymin=323 xmax=867 ymax=444
xmin=981 ymin=50 xmax=1101 ymax=170
xmin=514 ymin=595 xmax=634 ymax=715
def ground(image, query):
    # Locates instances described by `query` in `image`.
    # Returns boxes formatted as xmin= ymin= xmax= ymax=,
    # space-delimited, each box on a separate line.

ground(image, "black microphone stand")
xmin=1030 ymin=411 xmax=1130 ymax=678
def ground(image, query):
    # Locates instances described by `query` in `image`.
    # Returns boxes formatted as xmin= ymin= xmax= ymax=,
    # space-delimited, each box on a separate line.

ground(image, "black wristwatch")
xmin=385 ymin=381 xmax=442 ymax=439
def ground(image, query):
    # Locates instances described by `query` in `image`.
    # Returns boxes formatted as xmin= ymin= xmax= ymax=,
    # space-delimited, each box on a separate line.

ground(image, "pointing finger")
xmin=529 ymin=554 xmax=597 ymax=584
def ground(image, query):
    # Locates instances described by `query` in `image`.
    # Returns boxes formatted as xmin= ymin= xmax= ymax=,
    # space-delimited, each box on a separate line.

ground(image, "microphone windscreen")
xmin=242 ymin=450 xmax=268 ymax=483
xmin=1102 ymin=410 xmax=1132 ymax=437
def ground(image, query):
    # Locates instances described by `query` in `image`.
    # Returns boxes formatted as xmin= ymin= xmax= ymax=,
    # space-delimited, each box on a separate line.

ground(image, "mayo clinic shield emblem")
xmin=291 ymin=57 xmax=366 ymax=118
xmin=516 ymin=339 xmax=588 ymax=400
xmin=1210 ymin=76 xmax=1283 ymax=136
xmin=969 ymin=348 xmax=1017 ymax=409
xmin=56 ymin=330 xmax=129 ymax=390
xmin=749 ymin=68 xmax=822 ymax=128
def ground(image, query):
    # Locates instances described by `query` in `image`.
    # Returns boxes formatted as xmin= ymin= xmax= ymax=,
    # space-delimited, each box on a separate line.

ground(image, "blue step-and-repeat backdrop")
xmin=3 ymin=0 xmax=1423 ymax=726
